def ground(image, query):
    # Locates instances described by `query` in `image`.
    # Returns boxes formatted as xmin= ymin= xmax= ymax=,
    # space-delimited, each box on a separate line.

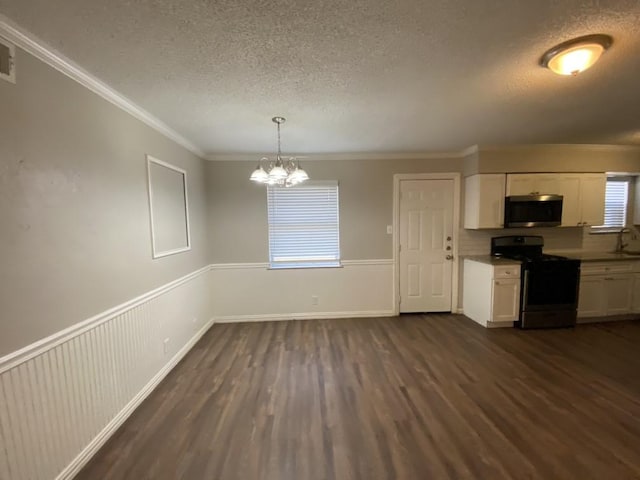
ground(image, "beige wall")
xmin=206 ymin=158 xmax=464 ymax=263
xmin=0 ymin=48 xmax=208 ymax=356
xmin=471 ymin=144 xmax=640 ymax=174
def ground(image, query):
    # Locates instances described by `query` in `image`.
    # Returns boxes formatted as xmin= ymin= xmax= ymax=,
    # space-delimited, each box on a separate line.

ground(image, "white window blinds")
xmin=267 ymin=181 xmax=341 ymax=268
xmin=602 ymin=179 xmax=629 ymax=228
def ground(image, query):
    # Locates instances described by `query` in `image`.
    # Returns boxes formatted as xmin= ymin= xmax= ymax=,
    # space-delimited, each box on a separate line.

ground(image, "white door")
xmin=399 ymin=179 xmax=454 ymax=312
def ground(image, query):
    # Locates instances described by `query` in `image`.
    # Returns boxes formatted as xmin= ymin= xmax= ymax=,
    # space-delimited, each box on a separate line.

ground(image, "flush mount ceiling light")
xmin=250 ymin=116 xmax=309 ymax=187
xmin=540 ymin=34 xmax=613 ymax=76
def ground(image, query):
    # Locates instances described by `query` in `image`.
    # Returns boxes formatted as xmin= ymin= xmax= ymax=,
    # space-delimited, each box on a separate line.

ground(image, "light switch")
xmin=386 ymin=225 xmax=393 ymax=234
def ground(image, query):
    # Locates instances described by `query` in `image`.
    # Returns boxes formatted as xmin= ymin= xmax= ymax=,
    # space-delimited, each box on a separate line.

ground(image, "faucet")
xmin=615 ymin=228 xmax=629 ymax=253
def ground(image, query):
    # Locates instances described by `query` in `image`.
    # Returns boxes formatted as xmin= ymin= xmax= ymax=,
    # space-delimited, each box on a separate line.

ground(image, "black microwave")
xmin=504 ymin=195 xmax=563 ymax=228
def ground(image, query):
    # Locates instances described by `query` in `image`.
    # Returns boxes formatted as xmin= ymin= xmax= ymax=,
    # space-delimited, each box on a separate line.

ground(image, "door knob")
xmin=446 ymin=255 xmax=454 ymax=260
xmin=446 ymin=236 xmax=452 ymax=241
xmin=446 ymin=246 xmax=451 ymax=250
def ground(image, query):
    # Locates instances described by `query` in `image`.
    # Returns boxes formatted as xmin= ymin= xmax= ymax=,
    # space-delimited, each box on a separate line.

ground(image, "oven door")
xmin=522 ymin=260 xmax=580 ymax=311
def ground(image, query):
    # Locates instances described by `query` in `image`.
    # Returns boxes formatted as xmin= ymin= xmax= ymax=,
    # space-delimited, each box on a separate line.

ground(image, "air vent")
xmin=0 ymin=37 xmax=15 ymax=84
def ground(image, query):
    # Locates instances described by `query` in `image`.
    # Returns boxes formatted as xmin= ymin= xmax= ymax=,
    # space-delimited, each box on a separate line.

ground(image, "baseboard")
xmin=55 ymin=318 xmax=215 ymax=480
xmin=213 ymin=310 xmax=395 ymax=323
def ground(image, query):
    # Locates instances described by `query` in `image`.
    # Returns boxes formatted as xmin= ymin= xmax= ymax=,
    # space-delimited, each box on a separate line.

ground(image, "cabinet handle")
xmin=605 ymin=277 xmax=614 ymax=280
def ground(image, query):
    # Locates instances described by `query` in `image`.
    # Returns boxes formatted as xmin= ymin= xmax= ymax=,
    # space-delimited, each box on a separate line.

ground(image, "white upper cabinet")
xmin=580 ymin=174 xmax=606 ymax=226
xmin=506 ymin=173 xmax=605 ymax=227
xmin=464 ymin=174 xmax=506 ymax=229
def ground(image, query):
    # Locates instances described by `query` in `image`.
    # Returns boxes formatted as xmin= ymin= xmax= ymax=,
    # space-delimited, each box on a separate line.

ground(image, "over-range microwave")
xmin=504 ymin=194 xmax=563 ymax=228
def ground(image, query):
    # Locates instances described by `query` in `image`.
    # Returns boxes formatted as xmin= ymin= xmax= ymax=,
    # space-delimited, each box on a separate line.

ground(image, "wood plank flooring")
xmin=77 ymin=315 xmax=640 ymax=480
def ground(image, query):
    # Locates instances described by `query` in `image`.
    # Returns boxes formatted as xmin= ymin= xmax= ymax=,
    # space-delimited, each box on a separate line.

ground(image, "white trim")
xmin=205 ymin=149 xmax=475 ymax=162
xmin=478 ymin=143 xmax=640 ymax=154
xmin=54 ymin=317 xmax=215 ymax=480
xmin=341 ymin=259 xmax=393 ymax=266
xmin=211 ymin=262 xmax=269 ymax=270
xmin=392 ymin=173 xmax=461 ymax=315
xmin=209 ymin=259 xmax=393 ymax=270
xmin=0 ymin=15 xmax=205 ymax=157
xmin=146 ymin=155 xmax=192 ymax=259
xmin=0 ymin=265 xmax=210 ymax=374
xmin=213 ymin=311 xmax=395 ymax=323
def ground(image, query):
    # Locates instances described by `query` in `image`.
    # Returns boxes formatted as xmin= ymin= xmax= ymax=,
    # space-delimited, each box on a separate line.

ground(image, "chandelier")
xmin=249 ymin=116 xmax=309 ymax=187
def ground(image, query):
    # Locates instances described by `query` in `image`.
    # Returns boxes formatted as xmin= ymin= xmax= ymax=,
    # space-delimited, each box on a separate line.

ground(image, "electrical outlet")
xmin=311 ymin=295 xmax=319 ymax=305
xmin=192 ymin=316 xmax=197 ymax=324
xmin=386 ymin=225 xmax=393 ymax=234
xmin=163 ymin=338 xmax=170 ymax=354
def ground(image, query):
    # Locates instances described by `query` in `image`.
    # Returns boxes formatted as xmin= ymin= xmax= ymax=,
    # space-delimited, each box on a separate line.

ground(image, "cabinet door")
xmin=464 ymin=174 xmax=505 ymax=229
xmin=604 ymin=274 xmax=633 ymax=315
xmin=491 ymin=278 xmax=520 ymax=322
xmin=580 ymin=174 xmax=606 ymax=226
xmin=633 ymin=274 xmax=640 ymax=313
xmin=506 ymin=174 xmax=539 ymax=196
xmin=577 ymin=275 xmax=606 ymax=317
xmin=554 ymin=175 xmax=582 ymax=227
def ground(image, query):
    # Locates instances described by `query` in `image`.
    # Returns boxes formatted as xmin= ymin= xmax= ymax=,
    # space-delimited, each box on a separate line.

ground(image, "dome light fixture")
xmin=540 ymin=34 xmax=613 ymax=76
xmin=250 ymin=116 xmax=309 ymax=187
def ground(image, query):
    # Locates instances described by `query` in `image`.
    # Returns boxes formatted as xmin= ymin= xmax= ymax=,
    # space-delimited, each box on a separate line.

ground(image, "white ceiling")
xmin=2 ymin=0 xmax=640 ymax=157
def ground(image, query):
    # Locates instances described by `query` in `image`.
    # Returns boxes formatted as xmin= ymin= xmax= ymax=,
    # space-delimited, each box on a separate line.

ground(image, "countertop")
xmin=463 ymin=255 xmax=521 ymax=266
xmin=547 ymin=251 xmax=640 ymax=262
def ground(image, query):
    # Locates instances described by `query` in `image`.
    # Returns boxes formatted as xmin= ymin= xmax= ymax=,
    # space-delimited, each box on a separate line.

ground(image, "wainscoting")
xmin=0 ymin=259 xmax=395 ymax=479
xmin=0 ymin=266 xmax=213 ymax=480
xmin=209 ymin=259 xmax=396 ymax=322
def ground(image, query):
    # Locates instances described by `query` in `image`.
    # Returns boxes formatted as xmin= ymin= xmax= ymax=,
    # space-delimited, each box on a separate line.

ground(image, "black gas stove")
xmin=491 ymin=236 xmax=581 ymax=329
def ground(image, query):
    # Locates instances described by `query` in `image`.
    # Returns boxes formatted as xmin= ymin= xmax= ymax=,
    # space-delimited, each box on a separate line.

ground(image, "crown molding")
xmin=477 ymin=143 xmax=640 ymax=154
xmin=0 ymin=15 xmax=205 ymax=158
xmin=205 ymin=147 xmax=476 ymax=162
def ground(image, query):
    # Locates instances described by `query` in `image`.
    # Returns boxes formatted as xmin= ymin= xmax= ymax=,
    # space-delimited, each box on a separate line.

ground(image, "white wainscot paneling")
xmin=0 ymin=266 xmax=213 ymax=480
xmin=210 ymin=260 xmax=395 ymax=322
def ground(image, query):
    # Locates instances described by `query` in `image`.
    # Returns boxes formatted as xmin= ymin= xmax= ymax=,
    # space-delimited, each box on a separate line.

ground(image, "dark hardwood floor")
xmin=77 ymin=315 xmax=640 ymax=480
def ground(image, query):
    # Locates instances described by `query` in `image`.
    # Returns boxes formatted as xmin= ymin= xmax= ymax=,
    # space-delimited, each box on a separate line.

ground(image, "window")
xmin=600 ymin=178 xmax=630 ymax=228
xmin=267 ymin=181 xmax=340 ymax=268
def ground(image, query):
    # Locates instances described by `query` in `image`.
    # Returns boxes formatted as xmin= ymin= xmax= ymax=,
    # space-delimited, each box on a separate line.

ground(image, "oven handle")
xmin=522 ymin=269 xmax=529 ymax=307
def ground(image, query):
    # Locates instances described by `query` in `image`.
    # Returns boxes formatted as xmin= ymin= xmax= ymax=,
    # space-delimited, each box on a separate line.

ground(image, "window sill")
xmin=589 ymin=226 xmax=627 ymax=235
xmin=267 ymin=263 xmax=343 ymax=270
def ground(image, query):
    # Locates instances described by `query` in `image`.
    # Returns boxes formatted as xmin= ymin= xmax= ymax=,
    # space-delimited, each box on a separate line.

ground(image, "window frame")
xmin=591 ymin=176 xmax=632 ymax=233
xmin=266 ymin=180 xmax=341 ymax=270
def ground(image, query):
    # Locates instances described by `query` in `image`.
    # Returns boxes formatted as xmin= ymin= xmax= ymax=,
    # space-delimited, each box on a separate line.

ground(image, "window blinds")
xmin=602 ymin=180 xmax=628 ymax=228
xmin=267 ymin=181 xmax=340 ymax=268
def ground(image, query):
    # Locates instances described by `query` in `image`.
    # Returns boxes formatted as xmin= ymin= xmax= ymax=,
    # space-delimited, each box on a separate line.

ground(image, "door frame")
xmin=392 ymin=173 xmax=461 ymax=315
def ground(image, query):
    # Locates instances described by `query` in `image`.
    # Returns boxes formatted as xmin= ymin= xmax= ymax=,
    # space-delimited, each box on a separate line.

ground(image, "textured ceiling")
xmin=2 ymin=0 xmax=640 ymax=156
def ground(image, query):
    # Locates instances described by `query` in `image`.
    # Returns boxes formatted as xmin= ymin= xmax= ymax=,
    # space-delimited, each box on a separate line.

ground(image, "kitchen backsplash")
xmin=458 ymin=227 xmax=620 ymax=256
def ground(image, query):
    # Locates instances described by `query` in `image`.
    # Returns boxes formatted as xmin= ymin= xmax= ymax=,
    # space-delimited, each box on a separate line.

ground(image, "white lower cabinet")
xmin=577 ymin=276 xmax=606 ymax=317
xmin=634 ymin=273 xmax=640 ymax=313
xmin=463 ymin=259 xmax=520 ymax=328
xmin=578 ymin=261 xmax=636 ymax=319
xmin=492 ymin=278 xmax=520 ymax=322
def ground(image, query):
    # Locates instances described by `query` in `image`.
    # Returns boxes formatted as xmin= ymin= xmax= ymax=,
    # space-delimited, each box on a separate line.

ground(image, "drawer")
xmin=581 ymin=262 xmax=633 ymax=276
xmin=493 ymin=265 xmax=521 ymax=279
